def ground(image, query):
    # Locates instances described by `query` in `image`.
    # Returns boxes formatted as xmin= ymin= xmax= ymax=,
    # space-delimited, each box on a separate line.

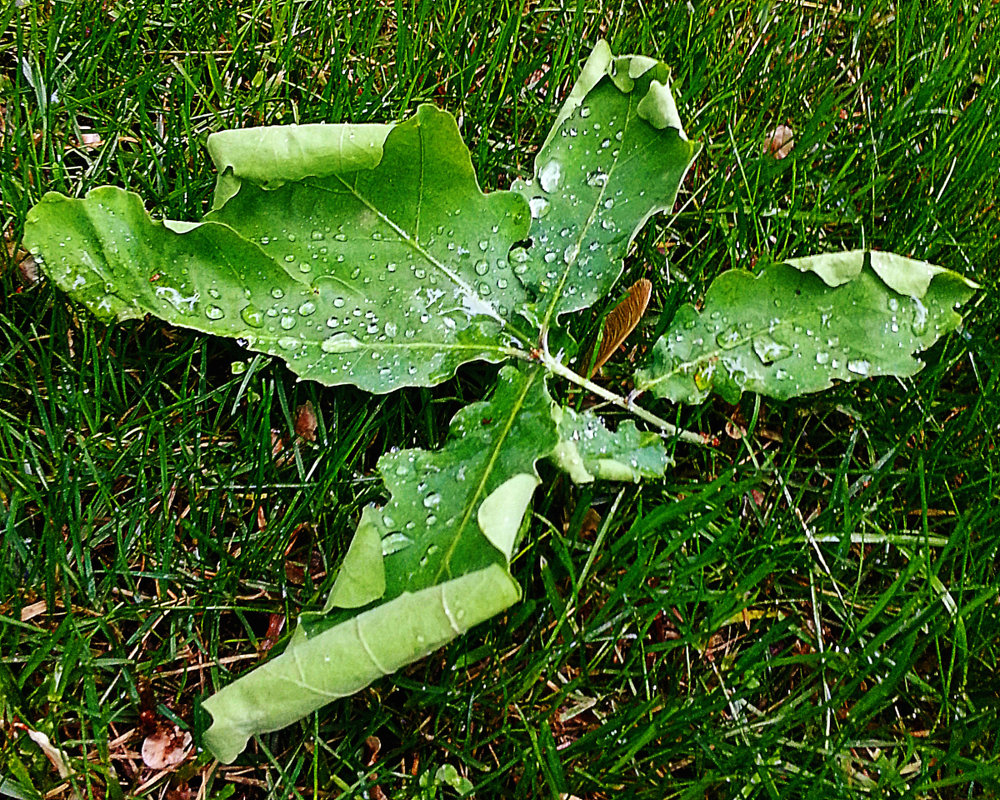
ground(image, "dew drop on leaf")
xmin=474 ymin=260 xmax=489 ymax=276
xmin=529 ymin=196 xmax=550 ymax=218
xmin=240 ymin=304 xmax=264 ymax=328
xmin=271 ymin=287 xmax=285 ymax=299
xmin=205 ymin=305 xmax=225 ymax=320
xmin=538 ymin=160 xmax=562 ymax=192
xmin=321 ymin=333 xmax=363 ymax=353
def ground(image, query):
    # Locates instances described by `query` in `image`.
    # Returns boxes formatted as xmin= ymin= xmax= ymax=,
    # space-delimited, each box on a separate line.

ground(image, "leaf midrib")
xmin=432 ymin=366 xmax=541 ymax=584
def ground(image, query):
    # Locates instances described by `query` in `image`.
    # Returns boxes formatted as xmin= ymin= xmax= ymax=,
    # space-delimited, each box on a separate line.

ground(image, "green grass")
xmin=2 ymin=2 xmax=999 ymax=798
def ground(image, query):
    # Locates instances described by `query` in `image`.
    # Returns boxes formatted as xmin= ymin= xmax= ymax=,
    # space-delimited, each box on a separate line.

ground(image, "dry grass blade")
xmin=587 ymin=278 xmax=652 ymax=377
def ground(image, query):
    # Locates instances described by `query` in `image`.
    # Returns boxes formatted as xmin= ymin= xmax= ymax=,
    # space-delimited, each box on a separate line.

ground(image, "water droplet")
xmin=544 ymin=251 xmax=557 ymax=263
xmin=911 ymin=297 xmax=929 ymax=335
xmin=847 ymin=359 xmax=871 ymax=376
xmin=280 ymin=315 xmax=296 ymax=330
xmin=205 ymin=305 xmax=225 ymax=320
xmin=271 ymin=287 xmax=285 ymax=299
xmin=311 ymin=229 xmax=324 ymax=241
xmin=384 ymin=321 xmax=397 ymax=337
xmin=887 ymin=297 xmax=899 ymax=312
xmin=350 ymin=267 xmax=362 ymax=279
xmin=579 ymin=106 xmax=591 ymax=118
xmin=816 ymin=351 xmax=830 ymax=364
xmin=586 ymin=170 xmax=608 ymax=188
xmin=334 ymin=233 xmax=347 ymax=242
xmin=381 ymin=532 xmax=412 ymax=555
xmin=321 ymin=333 xmax=363 ymax=353
xmin=284 ymin=253 xmax=295 ymax=263
xmin=387 ymin=262 xmax=397 ymax=272
xmin=475 ymin=260 xmax=489 ymax=276
xmin=563 ymin=243 xmax=580 ymax=264
xmin=529 ymin=196 xmax=551 ymax=219
xmin=298 ymin=300 xmax=316 ymax=316
xmin=715 ymin=327 xmax=743 ymax=350
xmin=240 ymin=304 xmax=264 ymax=327
xmin=753 ymin=336 xmax=792 ymax=364
xmin=422 ymin=491 xmax=441 ymax=508
xmin=538 ymin=159 xmax=562 ymax=192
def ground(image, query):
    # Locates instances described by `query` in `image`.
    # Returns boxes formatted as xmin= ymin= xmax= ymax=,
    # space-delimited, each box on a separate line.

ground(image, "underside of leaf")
xmin=202 ymin=563 xmax=519 ymax=764
xmin=635 ymin=251 xmax=977 ymax=404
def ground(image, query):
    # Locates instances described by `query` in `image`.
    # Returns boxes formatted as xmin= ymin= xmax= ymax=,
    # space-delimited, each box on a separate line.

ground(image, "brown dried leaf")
xmin=141 ymin=726 xmax=193 ymax=770
xmin=587 ymin=278 xmax=652 ymax=377
xmin=294 ymin=400 xmax=318 ymax=441
xmin=764 ymin=125 xmax=794 ymax=159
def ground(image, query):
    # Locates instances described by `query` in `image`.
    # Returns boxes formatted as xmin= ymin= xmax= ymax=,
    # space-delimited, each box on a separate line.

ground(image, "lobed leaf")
xmin=635 ymin=251 xmax=977 ymax=404
xmin=511 ymin=40 xmax=699 ymax=328
xmin=201 ymin=365 xmax=558 ymax=762
xmin=25 ymin=106 xmax=534 ymax=393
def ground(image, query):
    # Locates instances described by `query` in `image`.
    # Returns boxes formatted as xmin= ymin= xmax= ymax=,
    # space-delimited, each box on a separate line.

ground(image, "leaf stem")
xmin=532 ymin=344 xmax=711 ymax=446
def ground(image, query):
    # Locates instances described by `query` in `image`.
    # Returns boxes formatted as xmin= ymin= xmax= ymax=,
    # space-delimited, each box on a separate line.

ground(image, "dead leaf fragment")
xmin=765 ymin=125 xmax=794 ymax=159
xmin=294 ymin=400 xmax=318 ymax=441
xmin=141 ymin=726 xmax=193 ymax=770
xmin=21 ymin=726 xmax=72 ymax=778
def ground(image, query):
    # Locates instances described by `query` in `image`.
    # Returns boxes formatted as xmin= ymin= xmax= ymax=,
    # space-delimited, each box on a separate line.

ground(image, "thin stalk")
xmin=533 ymin=346 xmax=710 ymax=446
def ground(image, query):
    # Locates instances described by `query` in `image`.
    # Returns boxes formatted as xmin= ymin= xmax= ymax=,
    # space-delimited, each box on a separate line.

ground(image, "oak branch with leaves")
xmin=24 ymin=41 xmax=975 ymax=763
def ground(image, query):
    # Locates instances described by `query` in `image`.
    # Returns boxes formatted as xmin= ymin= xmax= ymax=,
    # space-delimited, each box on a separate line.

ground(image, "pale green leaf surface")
xmin=512 ymin=44 xmax=699 ymax=327
xmin=322 ymin=507 xmax=386 ymax=612
xmin=202 ymin=563 xmax=519 ymax=764
xmin=25 ymin=106 xmax=534 ymax=393
xmin=207 ymin=122 xmax=393 ymax=208
xmin=201 ymin=366 xmax=557 ymax=762
xmin=635 ymin=254 xmax=976 ymax=404
xmin=550 ymin=406 xmax=671 ymax=483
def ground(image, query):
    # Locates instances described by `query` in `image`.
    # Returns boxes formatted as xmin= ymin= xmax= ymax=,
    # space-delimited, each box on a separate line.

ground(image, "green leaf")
xmin=634 ymin=251 xmax=977 ymax=404
xmin=550 ymin=405 xmax=671 ymax=483
xmin=24 ymin=105 xmax=534 ymax=393
xmin=512 ymin=40 xmax=699 ymax=328
xmin=201 ymin=365 xmax=559 ymax=762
